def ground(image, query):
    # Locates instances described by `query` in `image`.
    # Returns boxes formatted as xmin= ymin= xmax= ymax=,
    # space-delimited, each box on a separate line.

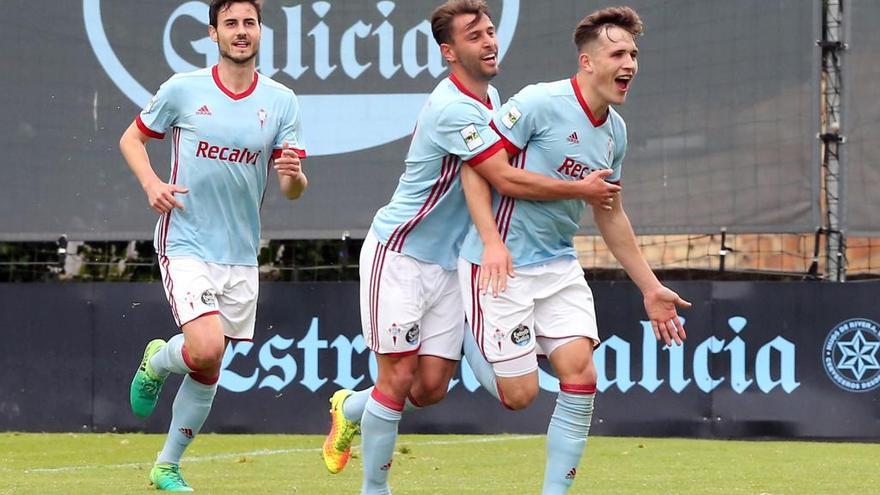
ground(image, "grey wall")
xmin=2 ymin=0 xmax=820 ymax=240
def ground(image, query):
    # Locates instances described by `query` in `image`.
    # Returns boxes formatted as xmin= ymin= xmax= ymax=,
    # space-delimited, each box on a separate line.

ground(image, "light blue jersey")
xmin=461 ymin=77 xmax=627 ymax=268
xmin=137 ymin=65 xmax=306 ymax=266
xmin=370 ymin=74 xmax=503 ymax=270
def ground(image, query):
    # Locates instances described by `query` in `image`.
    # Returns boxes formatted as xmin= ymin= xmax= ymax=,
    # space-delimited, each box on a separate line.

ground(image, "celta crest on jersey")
xmin=195 ymin=140 xmax=262 ymax=165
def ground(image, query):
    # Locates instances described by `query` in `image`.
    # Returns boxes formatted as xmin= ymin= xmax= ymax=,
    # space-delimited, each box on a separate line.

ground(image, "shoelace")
xmin=158 ymin=465 xmax=189 ymax=487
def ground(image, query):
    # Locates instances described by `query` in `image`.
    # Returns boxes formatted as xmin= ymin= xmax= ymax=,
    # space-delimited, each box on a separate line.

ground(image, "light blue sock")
xmin=542 ymin=390 xmax=595 ymax=494
xmin=156 ymin=375 xmax=218 ymax=465
xmin=343 ymin=387 xmax=419 ymax=423
xmin=463 ymin=328 xmax=499 ymax=400
xmin=150 ymin=334 xmax=192 ymax=378
xmin=360 ymin=393 xmax=403 ymax=495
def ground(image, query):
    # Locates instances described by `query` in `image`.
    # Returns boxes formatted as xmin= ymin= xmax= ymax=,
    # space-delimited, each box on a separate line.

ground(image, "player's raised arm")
xmin=119 ymin=120 xmax=188 ymax=214
xmin=592 ymin=194 xmax=691 ymax=345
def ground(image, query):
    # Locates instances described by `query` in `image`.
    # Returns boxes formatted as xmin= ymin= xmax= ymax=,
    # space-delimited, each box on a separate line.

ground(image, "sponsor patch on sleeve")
xmin=460 ymin=124 xmax=484 ymax=151
xmin=500 ymin=106 xmax=522 ymax=129
xmin=142 ymin=95 xmax=158 ymax=114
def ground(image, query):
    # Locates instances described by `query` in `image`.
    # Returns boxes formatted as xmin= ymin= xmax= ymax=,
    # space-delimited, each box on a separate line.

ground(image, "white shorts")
xmin=360 ymin=230 xmax=464 ymax=359
xmin=458 ymin=256 xmax=599 ymax=377
xmin=158 ymin=256 xmax=258 ymax=341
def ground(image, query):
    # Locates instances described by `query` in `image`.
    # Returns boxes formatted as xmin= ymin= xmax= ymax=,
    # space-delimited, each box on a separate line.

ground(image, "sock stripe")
xmin=371 ymin=387 xmax=405 ymax=412
xmin=560 ymin=383 xmax=597 ymax=395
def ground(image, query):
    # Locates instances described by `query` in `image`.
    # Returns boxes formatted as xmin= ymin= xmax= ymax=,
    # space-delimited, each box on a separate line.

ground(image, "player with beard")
xmin=320 ymin=2 xmax=627 ymax=494
xmin=119 ymin=0 xmax=307 ymax=491
xmin=457 ymin=6 xmax=691 ymax=493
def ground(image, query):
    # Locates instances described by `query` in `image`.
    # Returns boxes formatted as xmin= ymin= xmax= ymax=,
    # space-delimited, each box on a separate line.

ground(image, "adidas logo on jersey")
xmin=196 ymin=105 xmax=212 ymax=116
xmin=567 ymin=131 xmax=579 ymax=144
xmin=565 ymin=468 xmax=577 ymax=480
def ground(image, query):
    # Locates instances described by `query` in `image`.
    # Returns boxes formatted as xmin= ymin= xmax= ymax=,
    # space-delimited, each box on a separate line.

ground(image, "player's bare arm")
xmin=119 ymin=121 xmax=188 ymax=214
xmin=461 ymin=164 xmax=512 ymax=296
xmin=275 ymin=141 xmax=308 ymax=200
xmin=472 ymin=147 xmax=621 ymax=207
xmin=592 ymin=194 xmax=691 ymax=346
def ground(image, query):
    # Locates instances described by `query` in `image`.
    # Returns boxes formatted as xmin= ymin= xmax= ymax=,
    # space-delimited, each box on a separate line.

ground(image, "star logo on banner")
xmin=836 ymin=330 xmax=880 ymax=380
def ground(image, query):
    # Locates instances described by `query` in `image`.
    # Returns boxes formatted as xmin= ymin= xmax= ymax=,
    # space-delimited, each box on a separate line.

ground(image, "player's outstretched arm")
xmin=275 ymin=142 xmax=308 ymax=200
xmin=472 ymin=149 xmax=620 ymax=206
xmin=592 ymin=195 xmax=691 ymax=345
xmin=119 ymin=121 xmax=188 ymax=214
xmin=461 ymin=164 xmax=513 ymax=296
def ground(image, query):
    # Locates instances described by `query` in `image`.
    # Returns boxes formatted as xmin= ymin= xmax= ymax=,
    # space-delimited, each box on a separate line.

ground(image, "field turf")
xmin=1 ymin=433 xmax=876 ymax=494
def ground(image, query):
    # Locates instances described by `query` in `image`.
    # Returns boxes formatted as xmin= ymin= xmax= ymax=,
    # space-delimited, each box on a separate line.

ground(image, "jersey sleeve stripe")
xmin=467 ymin=140 xmax=505 ymax=166
xmin=272 ymin=148 xmax=308 ymax=159
xmin=135 ymin=115 xmax=166 ymax=140
xmin=489 ymin=121 xmax=521 ymax=156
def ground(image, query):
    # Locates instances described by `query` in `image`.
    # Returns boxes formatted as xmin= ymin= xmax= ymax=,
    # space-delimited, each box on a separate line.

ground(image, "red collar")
xmin=570 ymin=76 xmax=608 ymax=127
xmin=449 ymin=73 xmax=493 ymax=109
xmin=212 ymin=65 xmax=259 ymax=101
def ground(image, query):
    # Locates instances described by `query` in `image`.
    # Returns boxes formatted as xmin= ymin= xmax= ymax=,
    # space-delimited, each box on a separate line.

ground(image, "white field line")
xmin=26 ymin=435 xmax=540 ymax=474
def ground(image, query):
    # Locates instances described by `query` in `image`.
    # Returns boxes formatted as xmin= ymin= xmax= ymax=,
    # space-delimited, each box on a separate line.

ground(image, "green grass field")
xmin=1 ymin=433 xmax=876 ymax=494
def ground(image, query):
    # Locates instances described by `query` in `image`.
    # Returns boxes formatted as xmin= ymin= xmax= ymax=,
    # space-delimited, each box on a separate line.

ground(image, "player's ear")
xmin=440 ymin=43 xmax=457 ymax=64
xmin=579 ymin=51 xmax=593 ymax=74
xmin=208 ymin=25 xmax=218 ymax=43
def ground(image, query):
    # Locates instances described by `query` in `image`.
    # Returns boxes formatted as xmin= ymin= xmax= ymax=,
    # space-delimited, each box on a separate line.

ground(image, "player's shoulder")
xmin=607 ymin=106 xmax=627 ymax=131
xmin=164 ymin=67 xmax=212 ymax=86
xmin=430 ymin=79 xmax=488 ymax=122
xmin=258 ymin=73 xmax=298 ymax=99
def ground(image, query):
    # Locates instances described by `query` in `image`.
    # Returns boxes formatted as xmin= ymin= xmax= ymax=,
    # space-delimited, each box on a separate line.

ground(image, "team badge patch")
xmin=501 ymin=106 xmax=522 ymax=129
xmin=200 ymin=290 xmax=217 ymax=307
xmin=388 ymin=323 xmax=402 ymax=345
xmin=460 ymin=124 xmax=484 ymax=151
xmin=258 ymin=109 xmax=267 ymax=129
xmin=405 ymin=324 xmax=420 ymax=345
xmin=511 ymin=324 xmax=531 ymax=347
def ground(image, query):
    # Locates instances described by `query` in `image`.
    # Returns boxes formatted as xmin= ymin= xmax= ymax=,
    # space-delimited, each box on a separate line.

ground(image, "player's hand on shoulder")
xmin=274 ymin=141 xmax=303 ymax=180
xmin=643 ymin=285 xmax=692 ymax=346
xmin=579 ymin=169 xmax=621 ymax=211
xmin=479 ymin=241 xmax=514 ymax=297
xmin=144 ymin=179 xmax=188 ymax=214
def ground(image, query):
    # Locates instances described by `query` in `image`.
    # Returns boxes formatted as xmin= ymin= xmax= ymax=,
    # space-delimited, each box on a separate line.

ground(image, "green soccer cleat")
xmin=321 ymin=389 xmax=360 ymax=474
xmin=130 ymin=338 xmax=167 ymax=419
xmin=149 ymin=463 xmax=194 ymax=492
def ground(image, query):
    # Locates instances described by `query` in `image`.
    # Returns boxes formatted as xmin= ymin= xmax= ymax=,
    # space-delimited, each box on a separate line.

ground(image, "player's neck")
xmin=216 ymin=60 xmax=257 ymax=94
xmin=574 ymin=72 xmax=610 ymax=120
xmin=450 ymin=68 xmax=490 ymax=104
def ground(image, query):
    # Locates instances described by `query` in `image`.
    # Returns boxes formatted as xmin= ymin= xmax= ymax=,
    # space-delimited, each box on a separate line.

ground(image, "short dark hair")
xmin=431 ymin=0 xmax=492 ymax=45
xmin=209 ymin=0 xmax=262 ymax=28
xmin=573 ymin=6 xmax=643 ymax=51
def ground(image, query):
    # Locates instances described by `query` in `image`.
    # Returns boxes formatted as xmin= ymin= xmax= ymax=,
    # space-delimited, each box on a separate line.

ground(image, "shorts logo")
xmin=460 ymin=124 xmax=484 ymax=151
xmin=405 ymin=324 xmax=420 ymax=345
xmin=511 ymin=324 xmax=531 ymax=347
xmin=822 ymin=318 xmax=880 ymax=393
xmin=501 ymin=106 xmax=521 ymax=129
xmin=493 ymin=328 xmax=505 ymax=351
xmin=200 ymin=290 xmax=217 ymax=308
xmin=388 ymin=323 xmax=402 ymax=346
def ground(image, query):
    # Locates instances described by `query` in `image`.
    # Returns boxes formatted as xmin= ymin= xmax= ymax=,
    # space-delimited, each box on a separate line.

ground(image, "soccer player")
xmin=118 ymin=1 xmax=307 ymax=491
xmin=457 ymin=6 xmax=691 ymax=494
xmin=320 ymin=1 xmax=627 ymax=493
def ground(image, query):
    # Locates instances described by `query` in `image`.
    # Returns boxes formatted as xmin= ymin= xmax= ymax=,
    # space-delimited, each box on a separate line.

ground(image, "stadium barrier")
xmin=1 ymin=281 xmax=877 ymax=439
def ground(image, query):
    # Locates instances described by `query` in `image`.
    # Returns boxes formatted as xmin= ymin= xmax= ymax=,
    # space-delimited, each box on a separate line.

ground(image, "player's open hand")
xmin=479 ymin=240 xmax=514 ymax=297
xmin=643 ymin=285 xmax=692 ymax=346
xmin=144 ymin=180 xmax=188 ymax=214
xmin=274 ymin=141 xmax=302 ymax=179
xmin=579 ymin=169 xmax=621 ymax=211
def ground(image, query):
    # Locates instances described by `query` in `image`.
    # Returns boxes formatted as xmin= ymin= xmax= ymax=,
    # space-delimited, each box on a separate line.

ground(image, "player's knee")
xmin=186 ymin=345 xmax=224 ymax=371
xmin=409 ymin=384 xmax=447 ymax=407
xmin=500 ymin=383 xmax=539 ymax=410
xmin=385 ymin=369 xmax=417 ymax=397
